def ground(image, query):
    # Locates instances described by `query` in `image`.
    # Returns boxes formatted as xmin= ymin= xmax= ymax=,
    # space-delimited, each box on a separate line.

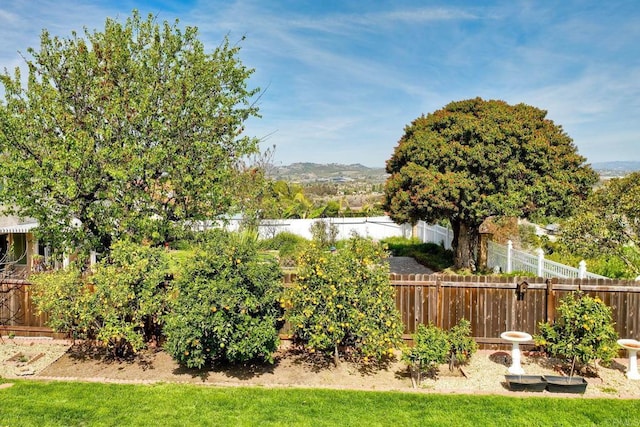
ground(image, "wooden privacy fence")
xmin=0 ymin=278 xmax=53 ymax=337
xmin=283 ymin=273 xmax=640 ymax=349
xmin=3 ymin=275 xmax=640 ymax=346
xmin=389 ymin=274 xmax=640 ymax=348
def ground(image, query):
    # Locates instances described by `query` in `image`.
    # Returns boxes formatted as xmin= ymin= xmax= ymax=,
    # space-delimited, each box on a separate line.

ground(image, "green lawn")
xmin=0 ymin=380 xmax=637 ymax=426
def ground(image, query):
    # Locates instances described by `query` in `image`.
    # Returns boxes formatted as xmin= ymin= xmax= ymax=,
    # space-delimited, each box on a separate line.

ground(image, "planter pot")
xmin=505 ymin=375 xmax=547 ymax=392
xmin=543 ymin=376 xmax=588 ymax=393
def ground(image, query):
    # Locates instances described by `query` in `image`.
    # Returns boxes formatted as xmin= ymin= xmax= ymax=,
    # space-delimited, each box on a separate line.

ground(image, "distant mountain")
xmin=269 ymin=161 xmax=640 ymax=183
xmin=270 ymin=162 xmax=387 ymax=183
xmin=592 ymin=161 xmax=640 ymax=178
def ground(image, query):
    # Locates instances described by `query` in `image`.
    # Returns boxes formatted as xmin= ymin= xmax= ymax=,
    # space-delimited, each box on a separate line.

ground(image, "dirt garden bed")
xmin=1 ymin=338 xmax=639 ymax=398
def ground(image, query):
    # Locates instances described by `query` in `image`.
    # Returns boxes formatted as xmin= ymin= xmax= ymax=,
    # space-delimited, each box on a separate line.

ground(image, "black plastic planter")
xmin=505 ymin=375 xmax=547 ymax=392
xmin=543 ymin=376 xmax=588 ymax=393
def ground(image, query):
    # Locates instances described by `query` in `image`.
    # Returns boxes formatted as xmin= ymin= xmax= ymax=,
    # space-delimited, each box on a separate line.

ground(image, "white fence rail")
xmin=487 ymin=240 xmax=607 ymax=279
xmin=416 ymin=222 xmax=453 ymax=250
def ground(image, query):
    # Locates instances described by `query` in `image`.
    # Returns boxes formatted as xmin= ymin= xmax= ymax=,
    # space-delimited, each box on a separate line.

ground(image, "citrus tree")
xmin=32 ymin=240 xmax=170 ymax=356
xmin=402 ymin=319 xmax=477 ymax=387
xmin=163 ymin=230 xmax=284 ymax=368
xmin=88 ymin=241 xmax=170 ymax=354
xmin=403 ymin=323 xmax=449 ymax=387
xmin=31 ymin=265 xmax=90 ymax=340
xmin=285 ymin=236 xmax=403 ymax=366
xmin=447 ymin=318 xmax=477 ymax=370
xmin=535 ymin=292 xmax=619 ymax=375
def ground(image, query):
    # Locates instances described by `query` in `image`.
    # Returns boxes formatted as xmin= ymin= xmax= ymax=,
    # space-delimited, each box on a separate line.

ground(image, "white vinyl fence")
xmin=240 ymin=216 xmax=454 ymax=248
xmin=415 ymin=222 xmax=453 ymax=250
xmin=206 ymin=214 xmax=604 ymax=279
xmin=201 ymin=215 xmax=450 ymax=245
xmin=487 ymin=240 xmax=607 ymax=279
xmin=227 ymin=216 xmax=413 ymax=241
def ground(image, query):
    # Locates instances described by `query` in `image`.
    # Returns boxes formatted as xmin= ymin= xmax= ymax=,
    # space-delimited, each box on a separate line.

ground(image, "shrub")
xmin=285 ymin=236 xmax=403 ymax=366
xmin=259 ymin=231 xmax=308 ymax=261
xmin=403 ymin=319 xmax=477 ymax=387
xmin=584 ymin=254 xmax=634 ymax=279
xmin=381 ymin=237 xmax=453 ymax=271
xmin=309 ymin=219 xmax=338 ymax=248
xmin=411 ymin=247 xmax=454 ymax=272
xmin=32 ymin=241 xmax=170 ymax=356
xmin=381 ymin=236 xmax=421 ymax=256
xmin=547 ymin=251 xmax=634 ymax=279
xmin=88 ymin=241 xmax=170 ymax=355
xmin=163 ymin=230 xmax=284 ymax=369
xmin=447 ymin=318 xmax=477 ymax=369
xmin=535 ymin=292 xmax=619 ymax=375
xmin=403 ymin=323 xmax=449 ymax=387
xmin=31 ymin=265 xmax=92 ymax=340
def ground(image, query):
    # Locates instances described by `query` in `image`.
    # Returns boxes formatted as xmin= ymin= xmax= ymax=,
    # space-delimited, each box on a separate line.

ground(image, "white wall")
xmin=227 ymin=216 xmax=411 ymax=241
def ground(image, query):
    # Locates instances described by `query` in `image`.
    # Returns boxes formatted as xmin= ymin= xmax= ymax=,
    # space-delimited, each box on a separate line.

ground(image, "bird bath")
xmin=617 ymin=339 xmax=640 ymax=380
xmin=501 ymin=331 xmax=532 ymax=375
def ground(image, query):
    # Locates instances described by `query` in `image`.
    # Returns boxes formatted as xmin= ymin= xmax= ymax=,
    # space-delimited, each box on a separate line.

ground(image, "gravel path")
xmin=387 ymin=256 xmax=434 ymax=274
xmin=0 ymin=338 xmax=72 ymax=378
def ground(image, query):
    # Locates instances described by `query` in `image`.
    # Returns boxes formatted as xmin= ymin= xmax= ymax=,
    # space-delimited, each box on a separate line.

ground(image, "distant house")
xmin=544 ymin=223 xmax=561 ymax=236
xmin=0 ymin=215 xmax=43 ymax=280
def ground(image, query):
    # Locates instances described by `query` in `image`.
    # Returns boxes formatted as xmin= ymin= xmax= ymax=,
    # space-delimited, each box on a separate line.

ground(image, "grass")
xmin=1 ymin=380 xmax=638 ymax=426
xmin=382 ymin=237 xmax=454 ymax=271
xmin=165 ymin=248 xmax=196 ymax=281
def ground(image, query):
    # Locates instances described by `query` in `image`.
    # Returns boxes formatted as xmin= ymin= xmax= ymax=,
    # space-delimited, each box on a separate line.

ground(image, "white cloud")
xmin=1 ymin=1 xmax=639 ymax=166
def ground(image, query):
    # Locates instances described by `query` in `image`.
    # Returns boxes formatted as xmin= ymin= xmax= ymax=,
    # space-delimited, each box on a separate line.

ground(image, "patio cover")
xmin=0 ymin=222 xmax=38 ymax=234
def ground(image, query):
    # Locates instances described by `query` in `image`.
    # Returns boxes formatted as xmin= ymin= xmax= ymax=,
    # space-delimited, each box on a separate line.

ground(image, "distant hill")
xmin=268 ymin=161 xmax=640 ymax=183
xmin=270 ymin=162 xmax=387 ymax=183
xmin=592 ymin=161 xmax=640 ymax=178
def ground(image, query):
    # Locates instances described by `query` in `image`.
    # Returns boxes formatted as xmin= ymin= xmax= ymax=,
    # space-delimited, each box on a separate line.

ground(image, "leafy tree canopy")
xmin=0 ymin=11 xmax=260 ymax=255
xmin=384 ymin=98 xmax=597 ymax=269
xmin=560 ymin=172 xmax=640 ymax=276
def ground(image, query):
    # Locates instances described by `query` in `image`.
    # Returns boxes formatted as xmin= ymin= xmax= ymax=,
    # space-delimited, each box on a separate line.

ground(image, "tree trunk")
xmin=409 ymin=364 xmax=420 ymax=388
xmin=85 ymin=217 xmax=112 ymax=254
xmin=477 ymin=232 xmax=491 ymax=271
xmin=451 ymin=218 xmax=479 ymax=270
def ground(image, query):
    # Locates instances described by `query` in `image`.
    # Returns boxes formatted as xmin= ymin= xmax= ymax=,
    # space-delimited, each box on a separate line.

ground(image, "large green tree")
xmin=0 ymin=11 xmax=260 ymax=255
xmin=560 ymin=172 xmax=640 ymax=276
xmin=384 ymin=98 xmax=597 ymax=269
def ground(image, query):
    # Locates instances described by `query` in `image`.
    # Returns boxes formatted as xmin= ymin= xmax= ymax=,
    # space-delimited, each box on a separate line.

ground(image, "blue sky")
xmin=1 ymin=1 xmax=639 ymax=167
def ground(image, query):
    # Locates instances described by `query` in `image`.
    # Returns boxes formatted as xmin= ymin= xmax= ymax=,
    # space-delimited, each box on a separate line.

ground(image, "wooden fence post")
xmin=436 ymin=277 xmax=443 ymax=329
xmin=545 ymin=278 xmax=557 ymax=323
